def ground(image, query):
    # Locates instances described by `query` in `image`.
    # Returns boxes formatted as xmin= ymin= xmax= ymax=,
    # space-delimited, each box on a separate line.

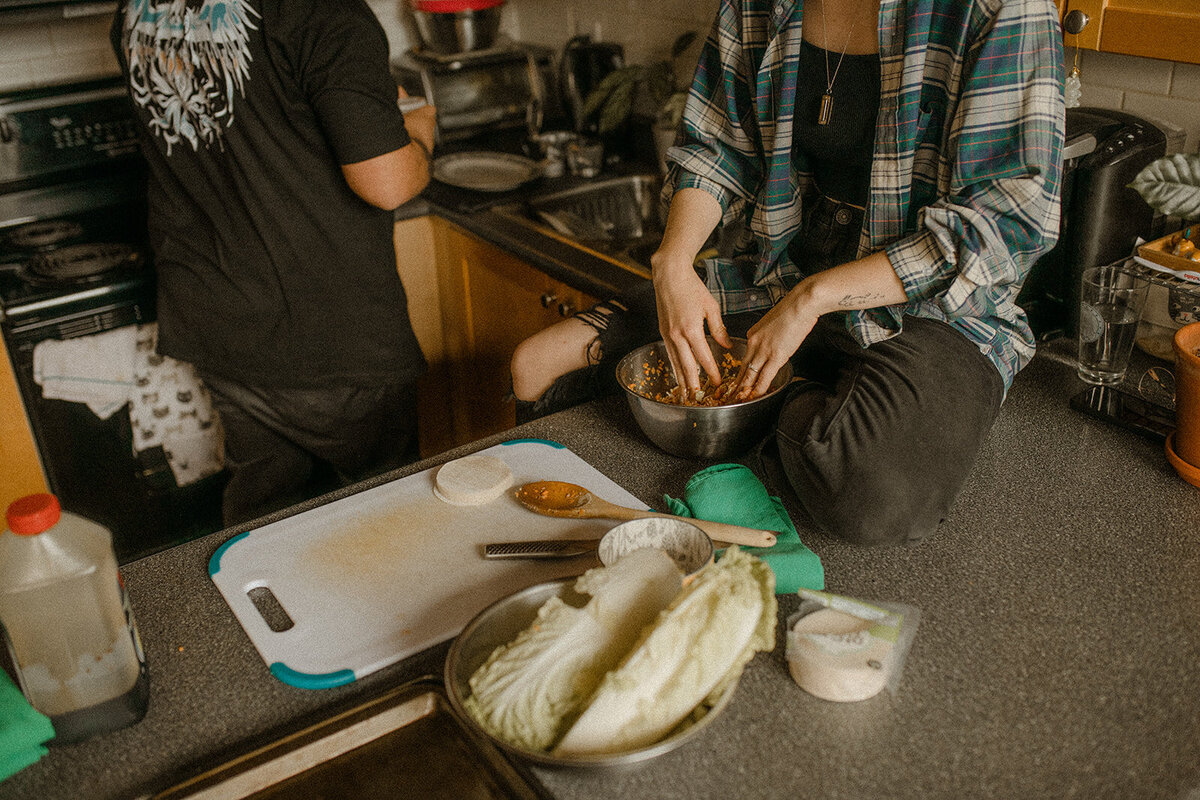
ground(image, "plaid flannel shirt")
xmin=665 ymin=0 xmax=1065 ymax=392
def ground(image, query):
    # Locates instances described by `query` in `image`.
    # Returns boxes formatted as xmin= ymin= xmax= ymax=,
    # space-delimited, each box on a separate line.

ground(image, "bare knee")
xmin=510 ymin=319 xmax=597 ymax=402
xmin=510 ymin=336 xmax=552 ymax=401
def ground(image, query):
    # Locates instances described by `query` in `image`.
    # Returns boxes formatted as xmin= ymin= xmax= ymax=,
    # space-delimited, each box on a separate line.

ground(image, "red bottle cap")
xmin=6 ymin=493 xmax=62 ymax=535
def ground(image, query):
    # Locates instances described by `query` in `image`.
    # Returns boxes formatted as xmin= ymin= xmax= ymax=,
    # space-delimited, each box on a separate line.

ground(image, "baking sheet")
xmin=148 ymin=678 xmax=552 ymax=800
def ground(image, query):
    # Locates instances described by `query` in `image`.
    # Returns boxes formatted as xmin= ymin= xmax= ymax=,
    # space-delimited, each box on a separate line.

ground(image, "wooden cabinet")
xmin=394 ymin=215 xmax=598 ymax=458
xmin=394 ymin=215 xmax=456 ymax=460
xmin=0 ymin=338 xmax=48 ymax=511
xmin=1060 ymin=1 xmax=1200 ymax=66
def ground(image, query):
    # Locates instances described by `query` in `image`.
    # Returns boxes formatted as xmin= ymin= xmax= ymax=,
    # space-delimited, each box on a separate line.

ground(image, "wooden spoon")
xmin=514 ymin=480 xmax=777 ymax=549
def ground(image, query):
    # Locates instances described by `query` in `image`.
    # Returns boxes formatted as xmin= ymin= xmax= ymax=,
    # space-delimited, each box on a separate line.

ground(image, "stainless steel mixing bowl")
xmin=616 ymin=337 xmax=793 ymax=459
xmin=444 ymin=578 xmax=737 ymax=770
xmin=412 ymin=7 xmax=502 ymax=54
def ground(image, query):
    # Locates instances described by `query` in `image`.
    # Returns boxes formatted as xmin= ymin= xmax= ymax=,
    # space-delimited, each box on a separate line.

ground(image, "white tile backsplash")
xmin=1069 ymin=49 xmax=1200 ymax=153
xmin=0 ymin=62 xmax=34 ymax=93
xmin=0 ymin=22 xmax=54 ymax=64
xmin=1076 ymin=49 xmax=1174 ymax=96
xmin=1173 ymin=63 xmax=1200 ymax=100
xmin=505 ymin=0 xmax=712 ymax=66
xmin=47 ymin=15 xmax=112 ymax=54
xmin=0 ymin=14 xmax=115 ymax=87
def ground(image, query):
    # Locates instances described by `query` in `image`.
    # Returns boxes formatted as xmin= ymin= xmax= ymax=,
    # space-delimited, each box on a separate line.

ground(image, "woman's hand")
xmin=734 ymin=281 xmax=822 ymax=400
xmin=735 ymin=249 xmax=910 ymax=399
xmin=653 ymin=253 xmax=731 ymax=395
xmin=649 ymin=188 xmax=728 ymax=395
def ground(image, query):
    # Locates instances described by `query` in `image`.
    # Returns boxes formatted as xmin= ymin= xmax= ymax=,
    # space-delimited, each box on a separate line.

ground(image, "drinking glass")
xmin=1077 ymin=264 xmax=1150 ymax=385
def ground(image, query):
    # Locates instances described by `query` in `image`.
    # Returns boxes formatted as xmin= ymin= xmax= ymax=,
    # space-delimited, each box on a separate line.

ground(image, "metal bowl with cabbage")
xmin=444 ymin=547 xmax=777 ymax=770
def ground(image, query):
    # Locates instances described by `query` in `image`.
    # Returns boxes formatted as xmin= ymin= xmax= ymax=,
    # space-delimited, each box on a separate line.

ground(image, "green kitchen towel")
xmin=664 ymin=463 xmax=824 ymax=594
xmin=0 ymin=669 xmax=54 ymax=782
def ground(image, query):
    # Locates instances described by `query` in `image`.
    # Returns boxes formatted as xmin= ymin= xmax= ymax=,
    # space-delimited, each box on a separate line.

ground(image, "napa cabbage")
xmin=461 ymin=547 xmax=682 ymax=750
xmin=554 ymin=546 xmax=776 ymax=755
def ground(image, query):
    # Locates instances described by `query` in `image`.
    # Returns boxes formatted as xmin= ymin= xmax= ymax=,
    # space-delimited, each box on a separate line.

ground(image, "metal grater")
xmin=482 ymin=539 xmax=600 ymax=559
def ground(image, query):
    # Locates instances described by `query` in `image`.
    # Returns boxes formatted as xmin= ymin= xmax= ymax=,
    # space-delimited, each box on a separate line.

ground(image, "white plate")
xmin=433 ymin=151 xmax=541 ymax=192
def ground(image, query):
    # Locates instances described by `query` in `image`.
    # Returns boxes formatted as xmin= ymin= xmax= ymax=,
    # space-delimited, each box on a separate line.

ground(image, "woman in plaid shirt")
xmin=512 ymin=0 xmax=1065 ymax=545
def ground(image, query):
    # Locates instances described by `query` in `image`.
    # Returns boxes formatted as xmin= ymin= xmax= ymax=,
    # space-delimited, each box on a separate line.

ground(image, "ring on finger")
xmin=745 ymin=364 xmax=761 ymax=373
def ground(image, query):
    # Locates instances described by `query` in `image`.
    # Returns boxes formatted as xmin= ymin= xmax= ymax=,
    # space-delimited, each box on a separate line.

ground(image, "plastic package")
xmin=0 ymin=494 xmax=149 ymax=743
xmin=785 ymin=589 xmax=920 ymax=702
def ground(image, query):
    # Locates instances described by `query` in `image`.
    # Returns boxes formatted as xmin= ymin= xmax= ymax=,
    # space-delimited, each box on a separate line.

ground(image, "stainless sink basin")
xmin=494 ymin=173 xmax=664 ymax=271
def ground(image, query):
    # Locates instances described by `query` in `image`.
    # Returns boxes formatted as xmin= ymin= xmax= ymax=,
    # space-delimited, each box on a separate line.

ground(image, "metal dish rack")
xmin=528 ymin=174 xmax=661 ymax=242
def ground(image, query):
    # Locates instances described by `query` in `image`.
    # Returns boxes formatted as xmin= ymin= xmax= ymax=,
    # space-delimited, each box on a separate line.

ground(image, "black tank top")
xmin=793 ymin=38 xmax=881 ymax=207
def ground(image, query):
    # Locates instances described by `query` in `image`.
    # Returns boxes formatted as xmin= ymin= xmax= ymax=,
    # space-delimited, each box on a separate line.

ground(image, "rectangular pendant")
xmin=817 ymin=92 xmax=833 ymax=125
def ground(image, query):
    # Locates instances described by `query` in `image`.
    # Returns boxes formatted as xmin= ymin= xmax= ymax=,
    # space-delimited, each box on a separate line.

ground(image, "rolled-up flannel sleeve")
xmin=885 ymin=3 xmax=1065 ymax=320
xmin=662 ymin=0 xmax=764 ymax=225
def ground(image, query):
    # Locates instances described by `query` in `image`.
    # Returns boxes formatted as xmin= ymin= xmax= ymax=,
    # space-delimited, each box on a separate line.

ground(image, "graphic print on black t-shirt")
xmin=121 ymin=0 xmax=261 ymax=153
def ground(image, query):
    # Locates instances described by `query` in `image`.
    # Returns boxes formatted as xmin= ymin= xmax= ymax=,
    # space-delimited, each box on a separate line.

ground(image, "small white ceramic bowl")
xmin=597 ymin=517 xmax=714 ymax=577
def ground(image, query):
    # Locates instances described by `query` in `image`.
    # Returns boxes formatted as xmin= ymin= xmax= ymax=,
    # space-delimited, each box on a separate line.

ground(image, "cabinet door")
xmin=1062 ymin=0 xmax=1200 ymax=65
xmin=0 ymin=339 xmax=48 ymax=510
xmin=394 ymin=215 xmax=458 ymax=459
xmin=434 ymin=220 xmax=597 ymax=448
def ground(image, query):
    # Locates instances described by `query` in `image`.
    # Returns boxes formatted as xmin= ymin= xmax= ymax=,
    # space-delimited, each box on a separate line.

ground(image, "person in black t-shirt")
xmin=111 ymin=0 xmax=438 ymax=525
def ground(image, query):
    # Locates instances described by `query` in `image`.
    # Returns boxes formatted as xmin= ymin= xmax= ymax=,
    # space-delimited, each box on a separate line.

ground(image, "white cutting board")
xmin=208 ymin=439 xmax=644 ymax=689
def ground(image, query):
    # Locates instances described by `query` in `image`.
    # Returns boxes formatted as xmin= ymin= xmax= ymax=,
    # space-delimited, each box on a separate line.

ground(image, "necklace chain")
xmin=817 ymin=0 xmax=867 ymax=125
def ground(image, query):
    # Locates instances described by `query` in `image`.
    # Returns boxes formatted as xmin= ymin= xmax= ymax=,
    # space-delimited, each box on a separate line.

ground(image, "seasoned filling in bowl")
xmin=630 ymin=351 xmax=745 ymax=407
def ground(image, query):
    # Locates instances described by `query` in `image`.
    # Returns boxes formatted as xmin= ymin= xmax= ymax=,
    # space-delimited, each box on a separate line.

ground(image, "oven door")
xmin=3 ymin=288 xmax=225 ymax=563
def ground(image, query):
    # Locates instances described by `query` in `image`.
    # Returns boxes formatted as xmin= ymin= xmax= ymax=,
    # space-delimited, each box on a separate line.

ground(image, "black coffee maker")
xmin=1019 ymin=107 xmax=1167 ymax=340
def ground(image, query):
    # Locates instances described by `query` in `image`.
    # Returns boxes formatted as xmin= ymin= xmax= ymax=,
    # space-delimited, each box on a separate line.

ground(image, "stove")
xmin=0 ymin=77 xmax=223 ymax=563
xmin=0 ymin=77 xmax=154 ymax=334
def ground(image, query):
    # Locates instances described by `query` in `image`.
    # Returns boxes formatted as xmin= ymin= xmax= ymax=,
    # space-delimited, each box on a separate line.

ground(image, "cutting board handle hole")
xmin=248 ymin=586 xmax=295 ymax=632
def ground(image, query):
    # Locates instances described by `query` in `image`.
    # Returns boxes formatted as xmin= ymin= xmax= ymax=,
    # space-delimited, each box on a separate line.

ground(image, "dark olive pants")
xmin=199 ymin=372 xmax=419 ymax=527
xmin=769 ymin=314 xmax=1003 ymax=545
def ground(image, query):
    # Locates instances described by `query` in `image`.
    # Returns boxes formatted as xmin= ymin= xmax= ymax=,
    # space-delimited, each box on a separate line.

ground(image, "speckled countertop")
xmin=3 ymin=343 xmax=1198 ymax=800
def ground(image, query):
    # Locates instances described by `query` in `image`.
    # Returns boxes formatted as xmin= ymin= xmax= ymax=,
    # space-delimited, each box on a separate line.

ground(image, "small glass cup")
xmin=566 ymin=137 xmax=603 ymax=178
xmin=1077 ymin=264 xmax=1151 ymax=386
xmin=529 ymin=130 xmax=576 ymax=178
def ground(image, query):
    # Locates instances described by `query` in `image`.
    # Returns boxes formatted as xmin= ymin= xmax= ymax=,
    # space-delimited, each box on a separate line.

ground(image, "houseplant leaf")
xmin=1130 ymin=153 xmax=1200 ymax=220
xmin=670 ymin=31 xmax=698 ymax=60
xmin=597 ymin=78 xmax=638 ymax=134
xmin=581 ymin=67 xmax=636 ymax=118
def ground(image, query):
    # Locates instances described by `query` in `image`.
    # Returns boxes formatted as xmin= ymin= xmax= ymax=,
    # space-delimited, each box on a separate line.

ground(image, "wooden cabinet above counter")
xmin=1061 ymin=0 xmax=1200 ymax=65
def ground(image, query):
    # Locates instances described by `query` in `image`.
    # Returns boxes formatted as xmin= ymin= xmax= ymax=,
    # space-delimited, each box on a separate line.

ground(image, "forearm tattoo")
xmin=838 ymin=291 xmax=885 ymax=308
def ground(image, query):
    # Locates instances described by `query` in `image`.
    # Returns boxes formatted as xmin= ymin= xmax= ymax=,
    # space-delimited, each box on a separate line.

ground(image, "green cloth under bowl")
xmin=663 ymin=463 xmax=824 ymax=594
xmin=0 ymin=669 xmax=54 ymax=783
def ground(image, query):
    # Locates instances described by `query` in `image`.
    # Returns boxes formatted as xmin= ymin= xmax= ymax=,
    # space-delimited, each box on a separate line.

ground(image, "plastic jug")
xmin=0 ymin=494 xmax=148 ymax=744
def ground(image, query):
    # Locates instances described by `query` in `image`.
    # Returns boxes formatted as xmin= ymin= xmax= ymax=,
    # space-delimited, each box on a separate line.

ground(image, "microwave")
xmin=391 ymin=44 xmax=554 ymax=144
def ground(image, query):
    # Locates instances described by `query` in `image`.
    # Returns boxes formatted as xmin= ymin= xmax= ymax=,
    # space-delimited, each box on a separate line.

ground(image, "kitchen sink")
xmin=493 ymin=172 xmax=664 ymax=271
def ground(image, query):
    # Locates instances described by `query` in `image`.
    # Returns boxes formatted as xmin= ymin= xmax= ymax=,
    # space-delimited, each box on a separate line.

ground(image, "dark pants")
xmin=771 ymin=314 xmax=1002 ymax=545
xmin=199 ymin=372 xmax=419 ymax=527
xmin=528 ymin=194 xmax=1004 ymax=545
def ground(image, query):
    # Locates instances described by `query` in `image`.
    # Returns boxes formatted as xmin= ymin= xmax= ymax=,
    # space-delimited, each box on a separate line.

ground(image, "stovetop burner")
xmin=6 ymin=219 xmax=86 ymax=251
xmin=25 ymin=242 xmax=143 ymax=284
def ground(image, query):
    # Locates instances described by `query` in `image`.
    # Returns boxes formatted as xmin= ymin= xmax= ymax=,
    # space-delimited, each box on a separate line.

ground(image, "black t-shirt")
xmin=111 ymin=0 xmax=424 ymax=389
